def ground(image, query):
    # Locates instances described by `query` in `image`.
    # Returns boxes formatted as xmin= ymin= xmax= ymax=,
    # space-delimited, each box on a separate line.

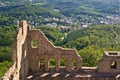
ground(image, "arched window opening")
xmin=49 ymin=58 xmax=56 ymax=68
xmin=72 ymin=59 xmax=77 ymax=70
xmin=31 ymin=39 xmax=38 ymax=48
xmin=60 ymin=58 xmax=67 ymax=68
xmin=39 ymin=59 xmax=45 ymax=71
xmin=111 ymin=61 xmax=117 ymax=69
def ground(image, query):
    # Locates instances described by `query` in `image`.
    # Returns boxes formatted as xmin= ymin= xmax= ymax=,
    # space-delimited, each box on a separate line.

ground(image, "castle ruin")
xmin=2 ymin=21 xmax=120 ymax=80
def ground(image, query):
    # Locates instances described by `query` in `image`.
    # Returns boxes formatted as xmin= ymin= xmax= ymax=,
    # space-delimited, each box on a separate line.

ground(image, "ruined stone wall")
xmin=27 ymin=29 xmax=82 ymax=72
xmin=2 ymin=21 xmax=120 ymax=80
xmin=2 ymin=21 xmax=82 ymax=80
xmin=98 ymin=51 xmax=120 ymax=73
xmin=2 ymin=20 xmax=29 ymax=80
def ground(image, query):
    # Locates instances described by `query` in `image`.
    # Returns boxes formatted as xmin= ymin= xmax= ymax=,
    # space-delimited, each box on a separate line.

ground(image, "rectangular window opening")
xmin=49 ymin=58 xmax=56 ymax=68
xmin=39 ymin=59 xmax=45 ymax=71
xmin=111 ymin=61 xmax=117 ymax=69
xmin=60 ymin=58 xmax=67 ymax=68
xmin=72 ymin=59 xmax=77 ymax=70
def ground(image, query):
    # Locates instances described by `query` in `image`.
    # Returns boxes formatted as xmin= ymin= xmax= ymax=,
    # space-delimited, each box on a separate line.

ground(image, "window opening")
xmin=39 ymin=59 xmax=46 ymax=71
xmin=111 ymin=61 xmax=117 ymax=69
xmin=60 ymin=58 xmax=67 ymax=67
xmin=49 ymin=58 xmax=56 ymax=68
xmin=31 ymin=39 xmax=38 ymax=48
xmin=72 ymin=59 xmax=77 ymax=70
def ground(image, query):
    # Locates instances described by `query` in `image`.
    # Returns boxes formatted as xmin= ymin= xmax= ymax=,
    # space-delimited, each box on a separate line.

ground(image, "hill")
xmin=57 ymin=25 xmax=120 ymax=66
xmin=60 ymin=25 xmax=120 ymax=49
xmin=0 ymin=0 xmax=120 ymax=25
xmin=32 ymin=0 xmax=120 ymax=17
xmin=1 ymin=0 xmax=120 ymax=17
xmin=0 ymin=4 xmax=64 ymax=18
xmin=0 ymin=4 xmax=64 ymax=26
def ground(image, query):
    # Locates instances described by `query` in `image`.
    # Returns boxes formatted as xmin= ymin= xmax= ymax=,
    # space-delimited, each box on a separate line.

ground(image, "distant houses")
xmin=13 ymin=16 xmax=90 ymax=32
xmin=0 ymin=2 xmax=6 ymax=7
xmin=46 ymin=22 xmax=58 ymax=28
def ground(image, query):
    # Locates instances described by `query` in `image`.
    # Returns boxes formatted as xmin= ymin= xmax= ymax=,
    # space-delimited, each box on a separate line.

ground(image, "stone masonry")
xmin=98 ymin=51 xmax=120 ymax=73
xmin=2 ymin=20 xmax=120 ymax=80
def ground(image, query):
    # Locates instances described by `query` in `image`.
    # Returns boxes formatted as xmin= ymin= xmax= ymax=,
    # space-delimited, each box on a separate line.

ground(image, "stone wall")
xmin=2 ymin=21 xmax=120 ymax=80
xmin=27 ymin=29 xmax=82 ymax=72
xmin=2 ymin=20 xmax=29 ymax=80
xmin=98 ymin=51 xmax=120 ymax=73
xmin=2 ymin=21 xmax=82 ymax=80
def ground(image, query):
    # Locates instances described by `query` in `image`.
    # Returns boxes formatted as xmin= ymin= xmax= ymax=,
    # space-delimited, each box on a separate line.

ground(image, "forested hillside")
xmin=0 ymin=0 xmax=120 ymax=27
xmin=32 ymin=0 xmax=120 ymax=16
xmin=1 ymin=0 xmax=120 ymax=17
xmin=0 ymin=4 xmax=64 ymax=18
xmin=0 ymin=4 xmax=64 ymax=27
xmin=0 ymin=26 xmax=16 ymax=79
xmin=58 ymin=25 xmax=120 ymax=66
xmin=62 ymin=25 xmax=120 ymax=49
